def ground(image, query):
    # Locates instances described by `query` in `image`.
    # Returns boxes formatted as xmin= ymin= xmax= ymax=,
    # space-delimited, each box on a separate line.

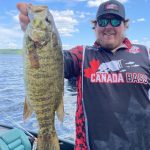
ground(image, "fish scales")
xmin=23 ymin=5 xmax=64 ymax=150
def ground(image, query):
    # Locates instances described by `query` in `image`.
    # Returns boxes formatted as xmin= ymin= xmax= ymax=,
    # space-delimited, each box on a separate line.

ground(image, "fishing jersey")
xmin=64 ymin=38 xmax=150 ymax=150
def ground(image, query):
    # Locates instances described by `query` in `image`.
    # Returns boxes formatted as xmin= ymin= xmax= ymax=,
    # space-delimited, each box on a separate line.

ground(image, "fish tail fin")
xmin=23 ymin=97 xmax=33 ymax=120
xmin=56 ymin=94 xmax=64 ymax=122
xmin=38 ymin=133 xmax=60 ymax=150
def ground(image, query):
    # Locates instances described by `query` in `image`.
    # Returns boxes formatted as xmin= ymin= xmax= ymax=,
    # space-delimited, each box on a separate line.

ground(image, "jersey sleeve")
xmin=63 ymin=46 xmax=83 ymax=79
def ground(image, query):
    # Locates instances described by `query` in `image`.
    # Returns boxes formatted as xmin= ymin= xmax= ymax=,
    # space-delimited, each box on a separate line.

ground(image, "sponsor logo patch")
xmin=105 ymin=3 xmax=119 ymax=11
xmin=127 ymin=46 xmax=141 ymax=54
xmin=84 ymin=59 xmax=148 ymax=84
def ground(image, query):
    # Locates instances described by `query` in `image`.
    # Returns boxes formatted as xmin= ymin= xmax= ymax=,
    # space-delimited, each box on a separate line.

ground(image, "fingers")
xmin=19 ymin=14 xmax=29 ymax=31
xmin=16 ymin=3 xmax=28 ymax=15
xmin=18 ymin=12 xmax=30 ymax=32
xmin=16 ymin=3 xmax=31 ymax=32
xmin=19 ymin=13 xmax=30 ymax=24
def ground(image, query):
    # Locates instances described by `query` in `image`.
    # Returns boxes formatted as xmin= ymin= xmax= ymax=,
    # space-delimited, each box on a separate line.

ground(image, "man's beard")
xmin=97 ymin=35 xmax=125 ymax=51
xmin=102 ymin=43 xmax=118 ymax=50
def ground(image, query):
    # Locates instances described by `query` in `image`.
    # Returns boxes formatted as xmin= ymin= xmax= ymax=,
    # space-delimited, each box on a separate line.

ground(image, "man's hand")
xmin=16 ymin=3 xmax=30 ymax=32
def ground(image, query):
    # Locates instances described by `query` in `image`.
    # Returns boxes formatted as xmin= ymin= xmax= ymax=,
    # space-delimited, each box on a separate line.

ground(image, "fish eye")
xmin=45 ymin=17 xmax=51 ymax=23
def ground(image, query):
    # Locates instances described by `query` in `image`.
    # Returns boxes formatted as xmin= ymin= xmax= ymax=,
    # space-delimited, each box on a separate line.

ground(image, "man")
xmin=17 ymin=0 xmax=150 ymax=149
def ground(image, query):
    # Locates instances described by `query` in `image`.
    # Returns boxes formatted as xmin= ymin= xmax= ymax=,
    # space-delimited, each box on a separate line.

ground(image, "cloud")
xmin=74 ymin=0 xmax=86 ymax=1
xmin=5 ymin=10 xmax=19 ymax=22
xmin=137 ymin=18 xmax=145 ymax=22
xmin=87 ymin=0 xmax=128 ymax=7
xmin=0 ymin=10 xmax=24 ymax=49
xmin=76 ymin=11 xmax=92 ymax=19
xmin=13 ymin=14 xmax=19 ymax=22
xmin=132 ymin=40 xmax=139 ymax=44
xmin=0 ymin=25 xmax=23 ymax=49
xmin=50 ymin=9 xmax=79 ymax=37
xmin=33 ymin=0 xmax=61 ymax=2
xmin=142 ymin=40 xmax=150 ymax=47
xmin=132 ymin=18 xmax=146 ymax=23
xmin=87 ymin=0 xmax=108 ymax=7
xmin=2 ymin=8 xmax=79 ymax=39
xmin=33 ymin=0 xmax=86 ymax=2
xmin=132 ymin=39 xmax=150 ymax=47
xmin=0 ymin=8 xmax=80 ymax=48
xmin=62 ymin=44 xmax=75 ymax=50
xmin=131 ymin=20 xmax=136 ymax=23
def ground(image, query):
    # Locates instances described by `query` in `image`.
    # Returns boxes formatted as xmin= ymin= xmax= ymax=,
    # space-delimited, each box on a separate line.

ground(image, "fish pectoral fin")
xmin=56 ymin=95 xmax=64 ymax=122
xmin=23 ymin=97 xmax=33 ymax=120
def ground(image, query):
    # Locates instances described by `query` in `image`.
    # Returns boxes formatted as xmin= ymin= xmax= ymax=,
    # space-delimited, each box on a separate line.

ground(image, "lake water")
xmin=0 ymin=54 xmax=77 ymax=141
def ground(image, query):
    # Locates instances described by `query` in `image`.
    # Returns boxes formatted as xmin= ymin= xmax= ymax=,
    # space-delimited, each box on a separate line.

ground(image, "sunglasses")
xmin=97 ymin=18 xmax=123 ymax=27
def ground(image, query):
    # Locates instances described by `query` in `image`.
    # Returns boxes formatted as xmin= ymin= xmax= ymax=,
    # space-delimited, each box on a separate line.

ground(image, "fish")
xmin=23 ymin=4 xmax=64 ymax=150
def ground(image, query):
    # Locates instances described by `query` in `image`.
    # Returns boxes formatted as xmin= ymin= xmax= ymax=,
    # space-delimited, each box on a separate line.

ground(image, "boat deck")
xmin=0 ymin=125 xmax=10 ymax=135
xmin=0 ymin=124 xmax=74 ymax=150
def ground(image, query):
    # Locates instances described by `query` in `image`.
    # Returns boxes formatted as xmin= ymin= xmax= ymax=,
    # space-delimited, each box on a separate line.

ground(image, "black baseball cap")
xmin=96 ymin=0 xmax=125 ymax=20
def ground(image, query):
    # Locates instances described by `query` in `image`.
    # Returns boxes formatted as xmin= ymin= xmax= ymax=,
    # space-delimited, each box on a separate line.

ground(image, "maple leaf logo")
xmin=84 ymin=59 xmax=100 ymax=78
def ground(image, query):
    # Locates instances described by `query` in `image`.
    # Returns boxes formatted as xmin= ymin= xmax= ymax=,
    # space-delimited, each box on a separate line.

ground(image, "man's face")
xmin=95 ymin=14 xmax=127 ymax=50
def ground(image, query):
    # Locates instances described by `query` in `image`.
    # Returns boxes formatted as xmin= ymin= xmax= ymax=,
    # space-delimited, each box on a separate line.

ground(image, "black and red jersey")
xmin=64 ymin=38 xmax=150 ymax=150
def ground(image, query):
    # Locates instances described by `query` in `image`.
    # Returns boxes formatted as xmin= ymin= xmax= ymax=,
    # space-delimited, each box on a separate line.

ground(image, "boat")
xmin=0 ymin=123 xmax=74 ymax=150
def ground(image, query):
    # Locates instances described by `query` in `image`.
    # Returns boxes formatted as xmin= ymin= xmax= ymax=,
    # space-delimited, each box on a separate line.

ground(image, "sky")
xmin=0 ymin=0 xmax=150 ymax=50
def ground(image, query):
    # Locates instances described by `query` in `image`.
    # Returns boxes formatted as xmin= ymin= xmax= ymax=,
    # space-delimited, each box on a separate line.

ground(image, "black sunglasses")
xmin=97 ymin=18 xmax=123 ymax=27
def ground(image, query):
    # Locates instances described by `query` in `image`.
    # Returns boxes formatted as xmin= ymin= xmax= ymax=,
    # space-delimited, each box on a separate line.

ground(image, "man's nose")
xmin=105 ymin=22 xmax=113 ymax=28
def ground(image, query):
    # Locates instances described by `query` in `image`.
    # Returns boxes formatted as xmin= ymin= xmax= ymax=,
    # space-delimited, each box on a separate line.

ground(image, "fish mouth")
xmin=30 ymin=36 xmax=46 ymax=44
xmin=29 ymin=30 xmax=46 ymax=42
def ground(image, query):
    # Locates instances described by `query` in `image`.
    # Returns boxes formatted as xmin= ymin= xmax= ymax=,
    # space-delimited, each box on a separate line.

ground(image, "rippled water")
xmin=0 ymin=54 xmax=77 ymax=141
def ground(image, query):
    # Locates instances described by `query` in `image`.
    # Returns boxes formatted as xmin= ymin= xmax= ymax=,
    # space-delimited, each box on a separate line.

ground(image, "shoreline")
xmin=0 ymin=49 xmax=21 ymax=54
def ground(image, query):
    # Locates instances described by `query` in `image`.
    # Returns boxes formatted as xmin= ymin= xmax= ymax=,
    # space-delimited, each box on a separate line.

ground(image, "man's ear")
xmin=124 ymin=19 xmax=129 ymax=29
xmin=91 ymin=20 xmax=97 ymax=30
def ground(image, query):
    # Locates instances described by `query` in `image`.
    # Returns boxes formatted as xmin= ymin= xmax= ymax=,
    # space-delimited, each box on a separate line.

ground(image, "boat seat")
xmin=0 ymin=128 xmax=31 ymax=150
